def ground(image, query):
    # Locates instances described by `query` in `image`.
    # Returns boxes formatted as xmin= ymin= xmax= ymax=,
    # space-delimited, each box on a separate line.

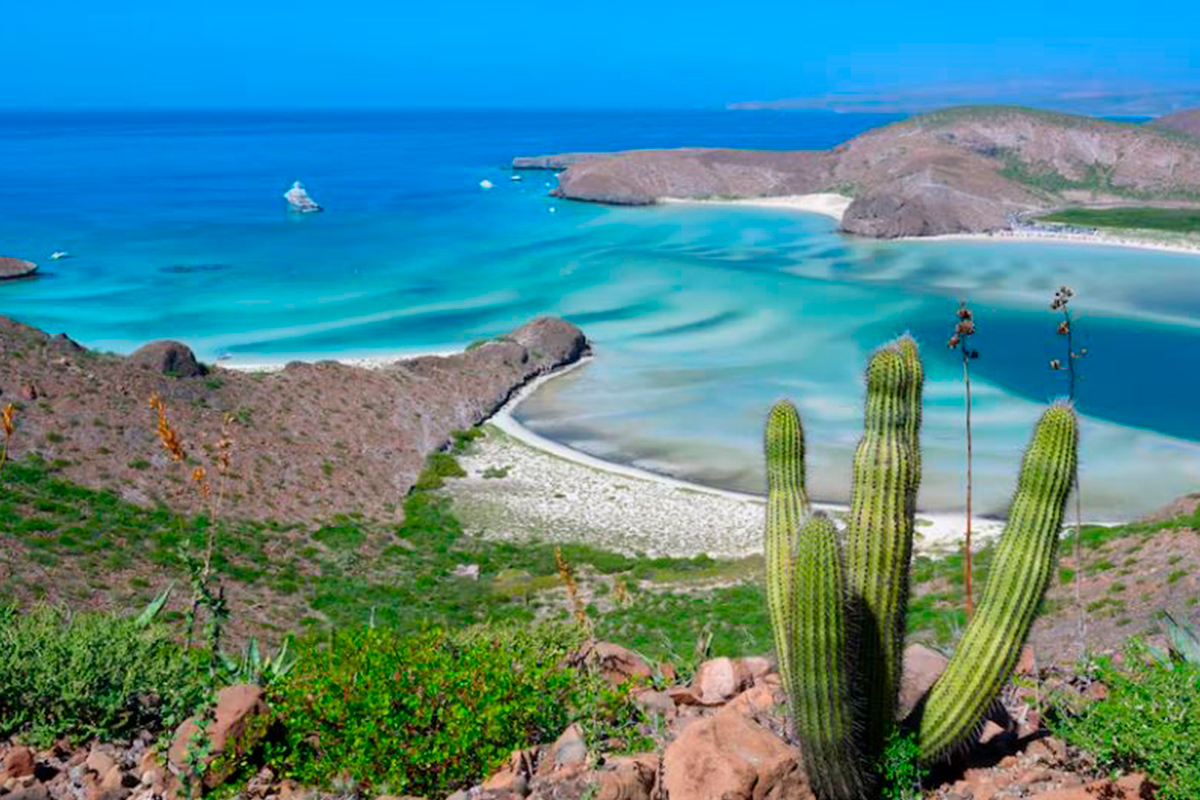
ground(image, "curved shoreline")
xmin=656 ymin=193 xmax=1200 ymax=257
xmin=487 ymin=356 xmax=1009 ymax=554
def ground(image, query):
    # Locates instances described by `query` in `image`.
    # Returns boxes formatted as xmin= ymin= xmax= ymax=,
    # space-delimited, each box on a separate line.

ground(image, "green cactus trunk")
xmin=915 ymin=402 xmax=1078 ymax=760
xmin=844 ymin=343 xmax=923 ymax=758
xmin=765 ymin=400 xmax=808 ymax=700
xmin=791 ymin=513 xmax=868 ymax=800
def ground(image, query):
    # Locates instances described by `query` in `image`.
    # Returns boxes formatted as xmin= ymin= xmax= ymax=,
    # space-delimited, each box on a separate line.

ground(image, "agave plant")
xmin=765 ymin=335 xmax=1078 ymax=798
xmin=1148 ymin=610 xmax=1200 ymax=668
xmin=220 ymin=637 xmax=298 ymax=687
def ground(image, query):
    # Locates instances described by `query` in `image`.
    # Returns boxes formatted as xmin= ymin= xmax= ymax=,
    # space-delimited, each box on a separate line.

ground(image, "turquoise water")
xmin=2 ymin=110 xmax=1199 ymax=518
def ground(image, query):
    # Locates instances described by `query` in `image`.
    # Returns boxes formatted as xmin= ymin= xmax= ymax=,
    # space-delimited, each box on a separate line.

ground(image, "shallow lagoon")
xmin=2 ymin=110 xmax=1198 ymax=518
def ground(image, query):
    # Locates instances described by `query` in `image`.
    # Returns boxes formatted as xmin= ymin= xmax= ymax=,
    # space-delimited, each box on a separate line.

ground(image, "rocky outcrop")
xmin=518 ymin=106 xmax=1200 ymax=238
xmin=0 ymin=313 xmax=589 ymax=524
xmin=129 ymin=341 xmax=207 ymax=377
xmin=0 ymin=258 xmax=37 ymax=280
xmin=1151 ymin=108 xmax=1200 ymax=138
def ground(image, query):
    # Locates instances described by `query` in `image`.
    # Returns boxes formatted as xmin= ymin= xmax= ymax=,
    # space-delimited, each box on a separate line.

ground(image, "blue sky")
xmin=4 ymin=0 xmax=1199 ymax=110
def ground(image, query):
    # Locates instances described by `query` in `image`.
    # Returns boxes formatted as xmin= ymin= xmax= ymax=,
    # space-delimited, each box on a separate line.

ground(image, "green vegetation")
xmin=765 ymin=336 xmax=1078 ymax=799
xmin=1052 ymin=643 xmax=1200 ymax=800
xmin=1039 ymin=206 xmax=1200 ymax=234
xmin=263 ymin=623 xmax=642 ymax=796
xmin=0 ymin=604 xmax=206 ymax=747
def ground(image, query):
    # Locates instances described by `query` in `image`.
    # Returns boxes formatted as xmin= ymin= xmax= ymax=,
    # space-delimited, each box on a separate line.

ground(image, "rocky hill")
xmin=1151 ymin=107 xmax=1200 ymax=138
xmin=0 ymin=314 xmax=587 ymax=523
xmin=516 ymin=106 xmax=1200 ymax=237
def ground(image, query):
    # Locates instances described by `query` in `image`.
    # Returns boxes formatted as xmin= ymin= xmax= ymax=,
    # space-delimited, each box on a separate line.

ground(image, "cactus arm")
xmin=915 ymin=402 xmax=1078 ymax=760
xmin=896 ymin=334 xmax=924 ymax=504
xmin=792 ymin=513 xmax=869 ymax=800
xmin=844 ymin=343 xmax=922 ymax=758
xmin=765 ymin=400 xmax=809 ymax=698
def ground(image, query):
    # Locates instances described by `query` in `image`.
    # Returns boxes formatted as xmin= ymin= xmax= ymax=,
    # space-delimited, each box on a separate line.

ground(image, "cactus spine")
xmin=765 ymin=400 xmax=808 ymax=702
xmin=792 ymin=513 xmax=868 ymax=800
xmin=765 ymin=337 xmax=1077 ymax=797
xmin=915 ymin=402 xmax=1077 ymax=758
xmin=844 ymin=344 xmax=922 ymax=759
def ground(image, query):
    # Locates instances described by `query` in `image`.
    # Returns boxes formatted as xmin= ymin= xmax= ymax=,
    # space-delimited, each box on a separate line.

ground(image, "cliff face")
xmin=0 ymin=315 xmax=588 ymax=522
xmin=519 ymin=106 xmax=1200 ymax=238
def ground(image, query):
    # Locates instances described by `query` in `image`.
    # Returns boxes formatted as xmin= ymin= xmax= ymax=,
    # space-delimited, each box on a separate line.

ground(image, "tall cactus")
xmin=791 ymin=513 xmax=868 ymax=800
xmin=765 ymin=337 xmax=1078 ymax=798
xmin=765 ymin=400 xmax=808 ymax=696
xmin=844 ymin=344 xmax=922 ymax=759
xmin=914 ymin=402 xmax=1077 ymax=758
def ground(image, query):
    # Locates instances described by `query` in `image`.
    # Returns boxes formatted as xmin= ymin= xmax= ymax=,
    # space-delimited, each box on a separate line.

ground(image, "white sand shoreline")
xmin=663 ymin=193 xmax=1200 ymax=258
xmin=486 ymin=357 xmax=1008 ymax=555
xmin=661 ymin=193 xmax=854 ymax=223
xmin=900 ymin=228 xmax=1200 ymax=257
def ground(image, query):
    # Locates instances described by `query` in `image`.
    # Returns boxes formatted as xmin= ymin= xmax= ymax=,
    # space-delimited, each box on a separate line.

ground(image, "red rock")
xmin=85 ymin=749 xmax=117 ymax=779
xmin=3 ymin=747 xmax=35 ymax=779
xmin=483 ymin=748 xmax=535 ymax=793
xmin=593 ymin=755 xmax=658 ymax=800
xmin=168 ymin=684 xmax=270 ymax=789
xmin=1017 ymin=645 xmax=1038 ymax=676
xmin=1084 ymin=681 xmax=1109 ymax=701
xmin=898 ymin=643 xmax=949 ymax=717
xmin=632 ymin=689 xmax=676 ymax=717
xmin=661 ymin=704 xmax=813 ymax=800
xmin=572 ymin=641 xmax=655 ymax=687
xmin=536 ymin=724 xmax=588 ymax=777
xmin=689 ymin=657 xmax=769 ymax=705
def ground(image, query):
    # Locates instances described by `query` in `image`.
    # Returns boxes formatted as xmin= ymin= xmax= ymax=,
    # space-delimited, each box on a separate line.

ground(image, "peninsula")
xmin=514 ymin=105 xmax=1200 ymax=238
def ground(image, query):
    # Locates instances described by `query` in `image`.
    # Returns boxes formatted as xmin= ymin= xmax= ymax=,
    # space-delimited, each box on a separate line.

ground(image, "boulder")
xmin=689 ymin=656 xmax=773 ymax=705
xmin=128 ymin=341 xmax=207 ymax=377
xmin=571 ymin=641 xmax=655 ymax=687
xmin=660 ymin=706 xmax=813 ymax=800
xmin=593 ymin=754 xmax=658 ymax=800
xmin=168 ymin=684 xmax=270 ymax=788
xmin=4 ymin=746 xmax=35 ymax=778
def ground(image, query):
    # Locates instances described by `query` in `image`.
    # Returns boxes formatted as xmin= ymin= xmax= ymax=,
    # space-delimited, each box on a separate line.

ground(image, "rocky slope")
xmin=0 ymin=314 xmax=587 ymax=523
xmin=516 ymin=106 xmax=1200 ymax=238
xmin=1151 ymin=107 xmax=1200 ymax=138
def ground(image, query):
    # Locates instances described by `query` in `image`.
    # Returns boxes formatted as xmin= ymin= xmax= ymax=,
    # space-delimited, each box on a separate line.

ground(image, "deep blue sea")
xmin=2 ymin=109 xmax=1199 ymax=518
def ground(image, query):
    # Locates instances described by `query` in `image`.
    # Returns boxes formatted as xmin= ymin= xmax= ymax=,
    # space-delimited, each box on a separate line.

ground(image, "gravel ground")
xmin=450 ymin=425 xmax=766 ymax=558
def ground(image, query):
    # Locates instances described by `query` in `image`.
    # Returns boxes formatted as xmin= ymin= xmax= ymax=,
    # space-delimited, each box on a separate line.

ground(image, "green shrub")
xmin=413 ymin=452 xmax=466 ymax=491
xmin=264 ymin=623 xmax=642 ymax=795
xmin=0 ymin=605 xmax=206 ymax=747
xmin=1051 ymin=643 xmax=1200 ymax=800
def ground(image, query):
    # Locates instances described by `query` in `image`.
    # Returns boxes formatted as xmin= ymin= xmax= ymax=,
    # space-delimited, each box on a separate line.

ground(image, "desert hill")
xmin=1151 ymin=107 xmax=1200 ymax=138
xmin=0 ymin=314 xmax=587 ymax=523
xmin=516 ymin=106 xmax=1200 ymax=237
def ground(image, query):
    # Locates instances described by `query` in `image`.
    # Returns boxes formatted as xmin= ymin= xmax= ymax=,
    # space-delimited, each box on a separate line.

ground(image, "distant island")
xmin=515 ymin=105 xmax=1200 ymax=239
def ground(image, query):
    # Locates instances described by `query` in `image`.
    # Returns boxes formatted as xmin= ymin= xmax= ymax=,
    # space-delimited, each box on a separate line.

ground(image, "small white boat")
xmin=511 ymin=174 xmax=523 ymax=182
xmin=284 ymin=181 xmax=322 ymax=213
xmin=50 ymin=251 xmax=71 ymax=260
xmin=479 ymin=179 xmax=495 ymax=190
xmin=549 ymin=206 xmax=557 ymax=213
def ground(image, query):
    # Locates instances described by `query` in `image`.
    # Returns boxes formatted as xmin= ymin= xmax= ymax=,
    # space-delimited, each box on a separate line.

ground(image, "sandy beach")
xmin=664 ymin=192 xmax=1200 ymax=258
xmin=661 ymin=193 xmax=854 ymax=223
xmin=904 ymin=227 xmax=1200 ymax=257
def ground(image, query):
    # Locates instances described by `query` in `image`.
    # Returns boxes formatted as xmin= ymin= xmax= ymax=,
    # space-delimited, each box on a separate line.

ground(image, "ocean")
xmin=2 ymin=109 xmax=1199 ymax=518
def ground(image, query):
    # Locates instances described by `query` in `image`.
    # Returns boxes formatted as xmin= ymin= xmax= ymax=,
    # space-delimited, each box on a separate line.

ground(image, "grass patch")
xmin=1039 ymin=206 xmax=1200 ymax=234
xmin=1051 ymin=643 xmax=1200 ymax=800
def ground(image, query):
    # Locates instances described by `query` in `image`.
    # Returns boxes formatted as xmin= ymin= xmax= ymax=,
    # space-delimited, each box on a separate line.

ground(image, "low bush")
xmin=264 ymin=623 xmax=643 ymax=796
xmin=0 ymin=604 xmax=206 ymax=747
xmin=1051 ymin=643 xmax=1200 ymax=800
